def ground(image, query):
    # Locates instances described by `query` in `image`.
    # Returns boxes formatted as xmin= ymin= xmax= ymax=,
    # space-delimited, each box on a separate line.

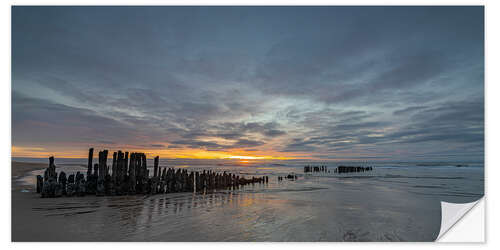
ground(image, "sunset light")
xmin=227 ymin=156 xmax=264 ymax=160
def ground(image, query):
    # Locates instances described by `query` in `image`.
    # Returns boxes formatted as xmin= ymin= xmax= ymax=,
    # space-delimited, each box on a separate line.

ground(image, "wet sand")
xmin=11 ymin=161 xmax=46 ymax=191
xmin=11 ymin=160 xmax=483 ymax=242
xmin=11 ymin=161 xmax=48 ymax=241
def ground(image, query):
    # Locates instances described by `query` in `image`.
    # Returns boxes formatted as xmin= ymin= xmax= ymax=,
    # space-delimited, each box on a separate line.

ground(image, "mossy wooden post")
xmin=59 ymin=171 xmax=67 ymax=195
xmin=77 ymin=171 xmax=87 ymax=196
xmin=41 ymin=156 xmax=58 ymax=198
xmin=66 ymin=174 xmax=75 ymax=196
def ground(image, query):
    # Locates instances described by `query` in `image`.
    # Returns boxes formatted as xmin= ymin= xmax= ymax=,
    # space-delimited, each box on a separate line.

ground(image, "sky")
xmin=11 ymin=6 xmax=484 ymax=162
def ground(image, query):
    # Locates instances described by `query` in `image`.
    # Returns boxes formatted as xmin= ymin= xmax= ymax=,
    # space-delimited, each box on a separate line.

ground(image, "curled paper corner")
xmin=436 ymin=198 xmax=483 ymax=241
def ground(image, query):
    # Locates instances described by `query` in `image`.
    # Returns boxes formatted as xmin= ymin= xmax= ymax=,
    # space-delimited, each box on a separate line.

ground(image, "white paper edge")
xmin=436 ymin=197 xmax=485 ymax=242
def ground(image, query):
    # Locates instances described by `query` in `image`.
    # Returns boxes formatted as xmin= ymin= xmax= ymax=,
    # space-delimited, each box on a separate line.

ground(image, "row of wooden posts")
xmin=277 ymin=174 xmax=298 ymax=181
xmin=303 ymin=165 xmax=375 ymax=174
xmin=334 ymin=166 xmax=374 ymax=173
xmin=303 ymin=165 xmax=329 ymax=173
xmin=37 ymin=148 xmax=269 ymax=198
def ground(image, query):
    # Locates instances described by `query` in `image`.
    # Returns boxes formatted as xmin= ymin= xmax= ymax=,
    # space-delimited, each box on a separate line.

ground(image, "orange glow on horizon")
xmin=227 ymin=156 xmax=264 ymax=160
xmin=12 ymin=145 xmax=302 ymax=160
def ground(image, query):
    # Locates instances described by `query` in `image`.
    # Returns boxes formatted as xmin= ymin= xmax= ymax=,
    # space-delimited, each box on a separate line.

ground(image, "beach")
xmin=11 ymin=159 xmax=484 ymax=242
xmin=11 ymin=161 xmax=51 ymax=193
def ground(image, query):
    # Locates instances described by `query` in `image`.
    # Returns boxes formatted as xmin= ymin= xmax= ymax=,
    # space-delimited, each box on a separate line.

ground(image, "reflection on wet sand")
xmin=13 ymin=162 xmax=483 ymax=241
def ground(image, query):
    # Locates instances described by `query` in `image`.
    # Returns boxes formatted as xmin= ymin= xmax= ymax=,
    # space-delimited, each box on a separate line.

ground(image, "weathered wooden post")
xmin=36 ymin=175 xmax=43 ymax=193
xmin=158 ymin=167 xmax=165 ymax=193
xmin=48 ymin=156 xmax=55 ymax=174
xmin=211 ymin=172 xmax=215 ymax=190
xmin=93 ymin=163 xmax=98 ymax=177
xmin=154 ymin=156 xmax=159 ymax=178
xmin=141 ymin=153 xmax=148 ymax=193
xmin=66 ymin=174 xmax=75 ymax=196
xmin=86 ymin=148 xmax=96 ymax=194
xmin=41 ymin=156 xmax=58 ymax=198
xmin=75 ymin=171 xmax=86 ymax=196
xmin=115 ymin=151 xmax=122 ymax=194
xmin=185 ymin=170 xmax=190 ymax=192
xmin=129 ymin=153 xmax=136 ymax=194
xmin=124 ymin=151 xmax=129 ymax=174
xmin=58 ymin=171 xmax=67 ymax=196
xmin=135 ymin=153 xmax=142 ymax=193
xmin=112 ymin=151 xmax=117 ymax=183
xmin=87 ymin=148 xmax=94 ymax=177
xmin=96 ymin=150 xmax=108 ymax=196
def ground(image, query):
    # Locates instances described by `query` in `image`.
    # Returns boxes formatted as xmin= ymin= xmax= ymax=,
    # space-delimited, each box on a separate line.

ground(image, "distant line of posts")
xmin=304 ymin=165 xmax=328 ymax=173
xmin=304 ymin=165 xmax=374 ymax=173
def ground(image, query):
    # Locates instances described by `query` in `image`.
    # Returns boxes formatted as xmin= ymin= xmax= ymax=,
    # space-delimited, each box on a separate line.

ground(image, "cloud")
xmin=263 ymin=129 xmax=286 ymax=137
xmin=233 ymin=139 xmax=265 ymax=148
xmin=170 ymin=139 xmax=225 ymax=150
xmin=281 ymin=138 xmax=319 ymax=152
xmin=12 ymin=91 xmax=137 ymax=146
xmin=278 ymin=97 xmax=483 ymax=160
xmin=170 ymin=138 xmax=264 ymax=150
xmin=393 ymin=106 xmax=428 ymax=116
xmin=11 ymin=6 xmax=484 ymax=161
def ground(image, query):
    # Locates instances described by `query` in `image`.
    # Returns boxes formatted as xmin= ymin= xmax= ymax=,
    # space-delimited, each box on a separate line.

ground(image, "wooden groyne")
xmin=303 ymin=165 xmax=374 ymax=174
xmin=278 ymin=173 xmax=298 ymax=181
xmin=304 ymin=165 xmax=328 ymax=173
xmin=36 ymin=148 xmax=269 ymax=198
xmin=334 ymin=166 xmax=373 ymax=173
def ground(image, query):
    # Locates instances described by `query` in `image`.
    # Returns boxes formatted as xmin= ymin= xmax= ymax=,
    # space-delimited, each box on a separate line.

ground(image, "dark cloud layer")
xmin=12 ymin=6 xmax=484 ymax=161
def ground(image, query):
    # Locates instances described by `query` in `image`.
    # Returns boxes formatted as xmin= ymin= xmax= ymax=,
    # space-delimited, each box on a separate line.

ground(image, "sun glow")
xmin=227 ymin=156 xmax=265 ymax=160
xmin=12 ymin=145 xmax=302 ymax=160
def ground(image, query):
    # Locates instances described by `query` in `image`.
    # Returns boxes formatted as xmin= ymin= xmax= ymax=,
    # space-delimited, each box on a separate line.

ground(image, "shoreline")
xmin=11 ymin=161 xmax=47 ymax=191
